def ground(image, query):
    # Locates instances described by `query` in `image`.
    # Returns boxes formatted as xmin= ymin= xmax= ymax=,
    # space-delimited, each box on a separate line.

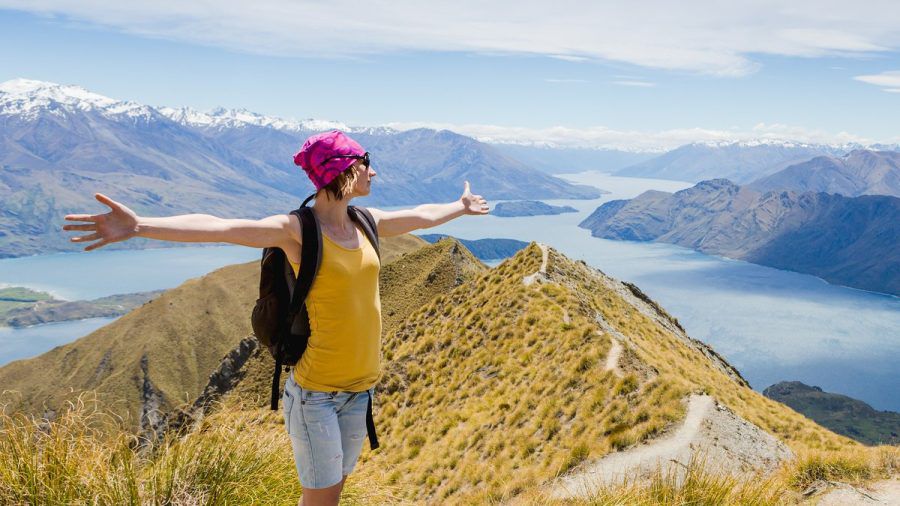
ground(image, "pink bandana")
xmin=293 ymin=130 xmax=366 ymax=190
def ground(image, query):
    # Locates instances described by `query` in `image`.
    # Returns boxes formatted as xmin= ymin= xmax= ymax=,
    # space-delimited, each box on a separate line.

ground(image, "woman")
xmin=62 ymin=130 xmax=490 ymax=506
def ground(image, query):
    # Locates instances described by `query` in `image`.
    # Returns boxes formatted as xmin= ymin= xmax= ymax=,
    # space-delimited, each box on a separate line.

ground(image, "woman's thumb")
xmin=95 ymin=193 xmax=117 ymax=210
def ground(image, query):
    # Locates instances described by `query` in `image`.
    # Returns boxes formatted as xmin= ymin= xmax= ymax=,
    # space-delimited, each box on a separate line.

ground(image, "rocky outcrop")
xmin=165 ymin=337 xmax=260 ymax=435
xmin=139 ymin=354 xmax=166 ymax=437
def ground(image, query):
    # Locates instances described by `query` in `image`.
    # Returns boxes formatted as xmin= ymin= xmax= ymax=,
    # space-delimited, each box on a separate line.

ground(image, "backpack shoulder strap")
xmin=348 ymin=205 xmax=380 ymax=260
xmin=270 ymin=203 xmax=322 ymax=411
xmin=287 ymin=206 xmax=322 ymax=318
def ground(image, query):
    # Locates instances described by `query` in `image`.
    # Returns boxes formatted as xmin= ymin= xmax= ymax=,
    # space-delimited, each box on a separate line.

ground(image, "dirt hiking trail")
xmin=549 ymin=395 xmax=793 ymax=499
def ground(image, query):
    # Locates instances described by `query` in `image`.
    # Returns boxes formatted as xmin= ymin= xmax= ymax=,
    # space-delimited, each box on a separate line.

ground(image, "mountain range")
xmin=0 ymin=79 xmax=603 ymax=258
xmin=613 ymin=141 xmax=851 ymax=183
xmin=578 ymin=179 xmax=900 ymax=295
xmin=748 ymin=149 xmax=900 ymax=198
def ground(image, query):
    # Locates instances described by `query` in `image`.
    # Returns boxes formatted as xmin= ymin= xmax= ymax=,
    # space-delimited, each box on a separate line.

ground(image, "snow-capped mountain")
xmin=0 ymin=78 xmax=603 ymax=258
xmin=157 ymin=106 xmax=354 ymax=133
xmin=689 ymin=139 xmax=864 ymax=152
xmin=0 ymin=78 xmax=159 ymax=122
xmin=157 ymin=105 xmax=402 ymax=137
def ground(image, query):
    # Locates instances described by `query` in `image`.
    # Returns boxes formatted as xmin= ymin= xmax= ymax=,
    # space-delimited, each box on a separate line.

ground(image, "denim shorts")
xmin=282 ymin=372 xmax=373 ymax=489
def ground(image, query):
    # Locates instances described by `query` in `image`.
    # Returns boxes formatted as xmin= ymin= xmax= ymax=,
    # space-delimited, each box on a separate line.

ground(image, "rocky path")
xmin=549 ymin=395 xmax=793 ymax=499
xmin=604 ymin=337 xmax=623 ymax=376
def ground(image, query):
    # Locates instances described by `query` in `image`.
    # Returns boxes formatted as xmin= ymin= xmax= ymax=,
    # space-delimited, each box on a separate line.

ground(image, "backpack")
xmin=250 ymin=192 xmax=381 ymax=449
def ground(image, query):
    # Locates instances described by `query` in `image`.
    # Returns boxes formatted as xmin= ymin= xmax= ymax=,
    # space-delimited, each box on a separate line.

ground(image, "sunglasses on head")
xmin=322 ymin=152 xmax=370 ymax=168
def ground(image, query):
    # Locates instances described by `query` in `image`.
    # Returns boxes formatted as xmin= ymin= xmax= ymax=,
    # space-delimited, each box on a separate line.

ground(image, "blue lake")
xmin=1 ymin=172 xmax=898 ymax=411
xmin=0 ymin=245 xmax=260 ymax=368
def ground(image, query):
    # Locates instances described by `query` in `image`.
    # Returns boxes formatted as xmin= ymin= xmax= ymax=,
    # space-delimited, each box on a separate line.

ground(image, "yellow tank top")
xmin=289 ymin=227 xmax=382 ymax=392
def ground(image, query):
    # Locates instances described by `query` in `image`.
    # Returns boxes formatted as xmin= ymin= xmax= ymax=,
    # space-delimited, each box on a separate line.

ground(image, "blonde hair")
xmin=318 ymin=163 xmax=360 ymax=201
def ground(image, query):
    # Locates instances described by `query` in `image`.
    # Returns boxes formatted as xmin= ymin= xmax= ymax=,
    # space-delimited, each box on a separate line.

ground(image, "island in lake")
xmin=492 ymin=200 xmax=579 ymax=217
xmin=0 ymin=286 xmax=164 ymax=327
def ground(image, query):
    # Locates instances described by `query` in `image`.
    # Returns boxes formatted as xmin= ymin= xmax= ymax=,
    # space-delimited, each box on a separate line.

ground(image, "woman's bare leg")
xmin=299 ymin=476 xmax=346 ymax=506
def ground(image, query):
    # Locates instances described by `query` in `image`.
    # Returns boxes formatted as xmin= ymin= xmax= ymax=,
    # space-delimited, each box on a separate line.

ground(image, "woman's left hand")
xmin=460 ymin=181 xmax=490 ymax=215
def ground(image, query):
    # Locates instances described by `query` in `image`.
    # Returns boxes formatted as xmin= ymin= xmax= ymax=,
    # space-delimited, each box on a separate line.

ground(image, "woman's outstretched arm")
xmin=368 ymin=180 xmax=489 ymax=237
xmin=63 ymin=193 xmax=297 ymax=251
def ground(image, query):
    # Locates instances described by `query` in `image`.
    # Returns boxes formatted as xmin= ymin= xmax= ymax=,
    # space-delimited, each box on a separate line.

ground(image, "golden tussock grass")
xmin=0 ymin=393 xmax=399 ymax=505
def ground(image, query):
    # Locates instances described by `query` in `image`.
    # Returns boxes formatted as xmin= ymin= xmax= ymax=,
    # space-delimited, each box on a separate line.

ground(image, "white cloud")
xmin=382 ymin=120 xmax=887 ymax=151
xmin=854 ymin=70 xmax=900 ymax=92
xmin=3 ymin=1 xmax=900 ymax=76
xmin=611 ymin=80 xmax=655 ymax=87
xmin=548 ymin=54 xmax=589 ymax=63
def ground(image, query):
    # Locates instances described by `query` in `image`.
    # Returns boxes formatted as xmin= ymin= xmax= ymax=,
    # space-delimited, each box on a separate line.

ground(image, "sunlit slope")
xmin=353 ymin=242 xmax=854 ymax=503
xmin=0 ymin=261 xmax=258 ymax=432
xmin=225 ymin=236 xmax=488 ymax=407
xmin=0 ymin=234 xmax=427 ymax=430
xmin=379 ymin=236 xmax=487 ymax=331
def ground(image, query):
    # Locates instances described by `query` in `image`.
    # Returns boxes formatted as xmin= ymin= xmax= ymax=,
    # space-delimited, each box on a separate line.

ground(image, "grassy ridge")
xmin=354 ymin=243 xmax=860 ymax=502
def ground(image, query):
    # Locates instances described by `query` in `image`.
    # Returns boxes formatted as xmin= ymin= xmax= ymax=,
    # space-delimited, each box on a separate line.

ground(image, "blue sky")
xmin=1 ymin=2 xmax=899 ymax=150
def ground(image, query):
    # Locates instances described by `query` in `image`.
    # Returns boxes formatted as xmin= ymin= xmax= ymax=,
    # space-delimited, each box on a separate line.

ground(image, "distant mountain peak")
xmin=0 ymin=78 xmax=155 ymax=120
xmin=157 ymin=105 xmax=351 ymax=133
xmin=688 ymin=139 xmax=864 ymax=151
xmin=695 ymin=178 xmax=740 ymax=189
xmin=0 ymin=78 xmax=114 ymax=105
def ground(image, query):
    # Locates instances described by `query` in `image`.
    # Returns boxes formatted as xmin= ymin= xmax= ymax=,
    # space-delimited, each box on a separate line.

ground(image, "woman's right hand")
xmin=63 ymin=193 xmax=140 ymax=251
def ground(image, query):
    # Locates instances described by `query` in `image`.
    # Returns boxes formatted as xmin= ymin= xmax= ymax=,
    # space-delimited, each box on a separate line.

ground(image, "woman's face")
xmin=350 ymin=159 xmax=376 ymax=197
